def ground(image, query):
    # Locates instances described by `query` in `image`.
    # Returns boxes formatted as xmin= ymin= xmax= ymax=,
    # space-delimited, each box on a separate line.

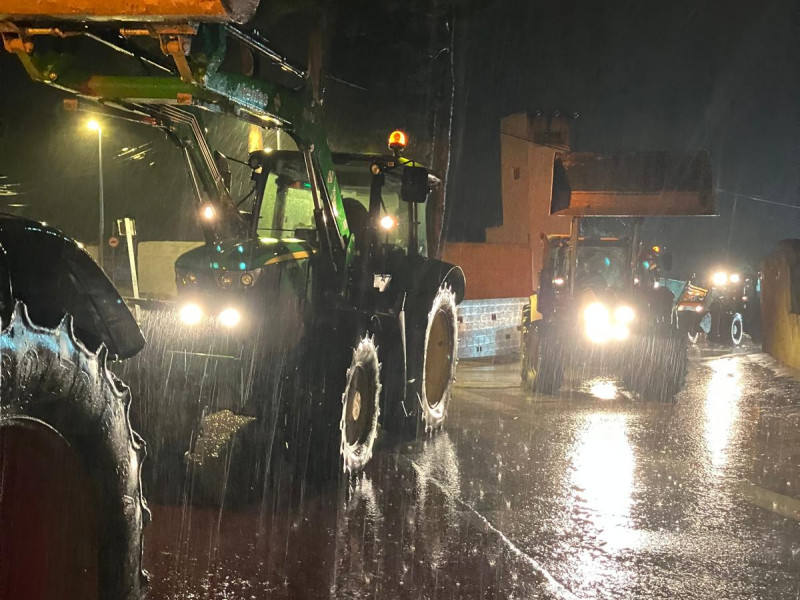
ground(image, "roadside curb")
xmin=744 ymin=353 xmax=800 ymax=382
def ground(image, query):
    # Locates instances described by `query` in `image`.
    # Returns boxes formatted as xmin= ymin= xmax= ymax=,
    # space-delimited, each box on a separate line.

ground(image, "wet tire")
xmin=419 ymin=284 xmax=458 ymax=432
xmin=521 ymin=324 xmax=563 ymax=395
xmin=729 ymin=313 xmax=744 ymax=346
xmin=339 ymin=335 xmax=381 ymax=473
xmin=0 ymin=303 xmax=148 ymax=600
xmin=282 ymin=330 xmax=383 ymax=483
xmin=626 ymin=327 xmax=688 ymax=402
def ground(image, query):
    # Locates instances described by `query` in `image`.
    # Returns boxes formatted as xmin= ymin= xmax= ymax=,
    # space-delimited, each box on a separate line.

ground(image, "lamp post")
xmin=87 ymin=119 xmax=104 ymax=268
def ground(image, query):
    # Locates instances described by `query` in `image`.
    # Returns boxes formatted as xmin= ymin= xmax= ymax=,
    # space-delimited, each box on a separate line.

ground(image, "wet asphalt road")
xmin=144 ymin=343 xmax=800 ymax=599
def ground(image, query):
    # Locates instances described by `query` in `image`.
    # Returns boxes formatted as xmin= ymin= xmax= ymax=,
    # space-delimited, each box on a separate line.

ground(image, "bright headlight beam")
xmin=202 ymin=204 xmax=216 ymax=221
xmin=584 ymin=302 xmax=609 ymax=324
xmin=179 ymin=303 xmax=203 ymax=325
xmin=612 ymin=324 xmax=630 ymax=341
xmin=584 ymin=302 xmax=612 ymax=344
xmin=729 ymin=273 xmax=740 ymax=283
xmin=379 ymin=215 xmax=396 ymax=231
xmin=615 ymin=306 xmax=635 ymax=324
xmin=219 ymin=308 xmax=241 ymax=328
xmin=712 ymin=271 xmax=728 ymax=286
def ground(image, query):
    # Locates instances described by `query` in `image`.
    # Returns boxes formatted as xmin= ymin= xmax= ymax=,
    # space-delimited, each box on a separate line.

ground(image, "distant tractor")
xmin=521 ymin=221 xmax=686 ymax=401
xmin=676 ymin=270 xmax=761 ymax=346
xmin=519 ymin=150 xmax=714 ymax=401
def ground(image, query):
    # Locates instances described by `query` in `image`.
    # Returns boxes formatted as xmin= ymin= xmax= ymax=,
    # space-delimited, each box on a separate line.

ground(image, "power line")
xmin=715 ymin=188 xmax=800 ymax=210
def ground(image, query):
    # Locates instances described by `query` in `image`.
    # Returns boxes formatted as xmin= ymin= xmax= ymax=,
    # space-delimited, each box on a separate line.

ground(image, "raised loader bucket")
xmin=0 ymin=0 xmax=258 ymax=23
xmin=551 ymin=151 xmax=715 ymax=217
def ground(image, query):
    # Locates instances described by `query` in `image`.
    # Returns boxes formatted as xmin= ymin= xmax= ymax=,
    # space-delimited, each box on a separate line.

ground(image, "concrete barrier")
xmin=457 ymin=297 xmax=527 ymax=358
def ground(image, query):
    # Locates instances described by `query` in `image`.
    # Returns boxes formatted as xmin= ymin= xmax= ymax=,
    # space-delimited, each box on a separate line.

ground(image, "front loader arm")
xmin=0 ymin=19 xmax=350 ymax=243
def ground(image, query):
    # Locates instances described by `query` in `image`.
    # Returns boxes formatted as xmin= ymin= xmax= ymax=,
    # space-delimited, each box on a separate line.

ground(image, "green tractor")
xmin=120 ymin=124 xmax=465 ymax=501
xmin=0 ymin=8 xmax=463 ymax=597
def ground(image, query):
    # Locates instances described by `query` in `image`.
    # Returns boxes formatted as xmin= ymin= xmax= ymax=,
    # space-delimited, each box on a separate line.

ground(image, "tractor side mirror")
xmin=401 ymin=166 xmax=430 ymax=204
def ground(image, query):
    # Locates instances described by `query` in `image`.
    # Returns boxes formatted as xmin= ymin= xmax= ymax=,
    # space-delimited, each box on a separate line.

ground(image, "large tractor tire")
xmin=282 ymin=331 xmax=383 ymax=482
xmin=521 ymin=322 xmax=563 ymax=395
xmin=339 ymin=335 xmax=382 ymax=473
xmin=0 ymin=303 xmax=148 ymax=600
xmin=625 ymin=326 xmax=688 ymax=403
xmin=418 ymin=284 xmax=459 ymax=432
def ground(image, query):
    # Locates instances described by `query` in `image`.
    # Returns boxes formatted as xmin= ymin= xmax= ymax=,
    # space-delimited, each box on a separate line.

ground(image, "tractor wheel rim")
xmin=732 ymin=318 xmax=742 ymax=343
xmin=425 ymin=309 xmax=454 ymax=409
xmin=345 ymin=365 xmax=372 ymax=446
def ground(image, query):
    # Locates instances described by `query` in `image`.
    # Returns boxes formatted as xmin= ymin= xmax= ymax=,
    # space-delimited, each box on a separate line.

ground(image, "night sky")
xmin=0 ymin=0 xmax=798 ymax=279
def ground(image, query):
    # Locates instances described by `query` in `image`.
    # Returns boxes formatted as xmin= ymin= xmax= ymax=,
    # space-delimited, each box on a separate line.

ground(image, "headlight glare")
xmin=614 ymin=305 xmax=635 ymax=324
xmin=584 ymin=302 xmax=634 ymax=343
xmin=179 ymin=302 xmax=203 ymax=326
xmin=712 ymin=271 xmax=728 ymax=286
xmin=219 ymin=308 xmax=241 ymax=328
xmin=584 ymin=302 xmax=610 ymax=324
xmin=612 ymin=323 xmax=630 ymax=341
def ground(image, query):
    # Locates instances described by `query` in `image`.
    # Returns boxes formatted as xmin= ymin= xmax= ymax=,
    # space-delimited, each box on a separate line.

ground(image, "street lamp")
xmin=87 ymin=119 xmax=104 ymax=268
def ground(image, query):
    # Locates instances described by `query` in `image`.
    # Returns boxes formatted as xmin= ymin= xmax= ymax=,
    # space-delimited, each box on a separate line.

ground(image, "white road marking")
xmin=403 ymin=452 xmax=582 ymax=600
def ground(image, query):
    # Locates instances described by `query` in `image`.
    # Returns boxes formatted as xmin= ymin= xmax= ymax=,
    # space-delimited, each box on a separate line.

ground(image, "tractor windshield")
xmin=245 ymin=151 xmax=428 ymax=254
xmin=256 ymin=155 xmax=316 ymax=236
xmin=334 ymin=157 xmax=428 ymax=256
xmin=550 ymin=238 xmax=630 ymax=291
xmin=575 ymin=244 xmax=629 ymax=291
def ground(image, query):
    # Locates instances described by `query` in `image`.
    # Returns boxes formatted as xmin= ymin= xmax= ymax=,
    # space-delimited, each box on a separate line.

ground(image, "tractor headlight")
xmin=584 ymin=302 xmax=611 ymax=343
xmin=584 ymin=302 xmax=609 ymax=324
xmin=712 ymin=271 xmax=728 ymax=286
xmin=219 ymin=308 xmax=241 ymax=328
xmin=614 ymin=305 xmax=635 ymax=324
xmin=179 ymin=302 xmax=203 ymax=326
xmin=584 ymin=302 xmax=634 ymax=343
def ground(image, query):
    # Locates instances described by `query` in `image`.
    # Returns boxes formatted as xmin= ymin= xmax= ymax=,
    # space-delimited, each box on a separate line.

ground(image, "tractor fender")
xmin=401 ymin=258 xmax=465 ymax=321
xmin=0 ymin=216 xmax=144 ymax=359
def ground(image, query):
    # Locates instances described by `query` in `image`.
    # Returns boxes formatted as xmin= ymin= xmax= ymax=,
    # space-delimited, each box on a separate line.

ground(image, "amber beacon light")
xmin=388 ymin=130 xmax=408 ymax=151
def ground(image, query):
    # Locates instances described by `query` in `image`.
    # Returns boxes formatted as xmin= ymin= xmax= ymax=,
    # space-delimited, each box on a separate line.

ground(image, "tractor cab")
xmin=539 ymin=231 xmax=673 ymax=321
xmin=173 ymin=130 xmax=443 ymax=328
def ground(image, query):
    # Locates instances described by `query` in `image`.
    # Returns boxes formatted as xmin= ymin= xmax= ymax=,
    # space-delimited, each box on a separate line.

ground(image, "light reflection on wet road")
xmin=144 ymin=347 xmax=800 ymax=599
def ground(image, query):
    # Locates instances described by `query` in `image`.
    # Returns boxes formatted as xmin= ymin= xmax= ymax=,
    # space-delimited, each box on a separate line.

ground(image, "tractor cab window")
xmin=575 ymin=245 xmax=628 ymax=291
xmin=334 ymin=157 xmax=428 ymax=256
xmin=547 ymin=238 xmax=629 ymax=291
xmin=256 ymin=156 xmax=315 ymax=236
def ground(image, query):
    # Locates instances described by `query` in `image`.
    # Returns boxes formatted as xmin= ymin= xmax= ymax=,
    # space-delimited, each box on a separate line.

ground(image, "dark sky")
xmin=0 ymin=0 xmax=798 ymax=279
xmin=446 ymin=0 xmax=799 ymax=277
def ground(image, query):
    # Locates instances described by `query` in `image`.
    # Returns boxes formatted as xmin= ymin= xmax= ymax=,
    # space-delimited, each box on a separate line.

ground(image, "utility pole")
xmin=88 ymin=119 xmax=105 ymax=268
